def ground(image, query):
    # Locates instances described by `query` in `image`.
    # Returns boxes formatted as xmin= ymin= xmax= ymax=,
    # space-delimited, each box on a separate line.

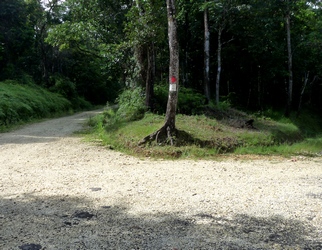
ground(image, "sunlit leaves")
xmin=124 ymin=0 xmax=166 ymax=47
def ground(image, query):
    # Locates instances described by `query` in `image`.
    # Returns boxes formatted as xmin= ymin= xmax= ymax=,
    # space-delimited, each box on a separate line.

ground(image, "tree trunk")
xmin=297 ymin=71 xmax=309 ymax=118
xmin=297 ymin=73 xmax=317 ymax=118
xmin=135 ymin=45 xmax=147 ymax=87
xmin=138 ymin=0 xmax=179 ymax=146
xmin=183 ymin=8 xmax=189 ymax=87
xmin=204 ymin=2 xmax=211 ymax=103
xmin=216 ymin=26 xmax=223 ymax=106
xmin=145 ymin=42 xmax=155 ymax=110
xmin=164 ymin=0 xmax=179 ymax=131
xmin=135 ymin=0 xmax=155 ymax=110
xmin=257 ymin=65 xmax=262 ymax=111
xmin=285 ymin=3 xmax=293 ymax=117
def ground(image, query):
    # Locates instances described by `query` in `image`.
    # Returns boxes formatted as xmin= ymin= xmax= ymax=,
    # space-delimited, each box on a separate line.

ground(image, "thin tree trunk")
xmin=135 ymin=45 xmax=147 ymax=87
xmin=183 ymin=9 xmax=189 ymax=87
xmin=216 ymin=27 xmax=223 ymax=106
xmin=135 ymin=0 xmax=154 ymax=109
xmin=145 ymin=42 xmax=155 ymax=110
xmin=285 ymin=3 xmax=293 ymax=117
xmin=258 ymin=65 xmax=262 ymax=111
xmin=204 ymin=2 xmax=210 ymax=103
xmin=297 ymin=71 xmax=309 ymax=117
xmin=297 ymin=74 xmax=317 ymax=117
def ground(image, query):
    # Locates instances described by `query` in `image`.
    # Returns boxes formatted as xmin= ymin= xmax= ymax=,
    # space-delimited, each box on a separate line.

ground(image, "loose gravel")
xmin=0 ymin=111 xmax=321 ymax=249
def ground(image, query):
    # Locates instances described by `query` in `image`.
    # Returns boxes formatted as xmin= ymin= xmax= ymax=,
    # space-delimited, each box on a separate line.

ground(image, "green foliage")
xmin=1 ymin=0 xmax=322 ymax=120
xmin=152 ymin=84 xmax=168 ymax=113
xmin=0 ymin=80 xmax=72 ymax=129
xmin=154 ymin=85 xmax=205 ymax=115
xmin=125 ymin=0 xmax=166 ymax=45
xmin=115 ymin=87 xmax=146 ymax=122
xmin=178 ymin=88 xmax=206 ymax=115
xmin=207 ymin=99 xmax=232 ymax=112
xmin=86 ymin=107 xmax=322 ymax=159
xmin=0 ymin=0 xmax=36 ymax=80
xmin=49 ymin=74 xmax=77 ymax=99
xmin=257 ymin=108 xmax=322 ymax=138
xmin=48 ymin=74 xmax=92 ymax=110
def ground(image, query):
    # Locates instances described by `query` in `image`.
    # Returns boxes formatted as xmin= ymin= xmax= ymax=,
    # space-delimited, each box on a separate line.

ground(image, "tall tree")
xmin=0 ymin=0 xmax=35 ymax=80
xmin=285 ymin=0 xmax=293 ymax=117
xmin=139 ymin=0 xmax=179 ymax=146
xmin=165 ymin=0 xmax=179 ymax=134
xmin=45 ymin=0 xmax=131 ymax=102
xmin=204 ymin=0 xmax=237 ymax=105
xmin=125 ymin=0 xmax=166 ymax=110
xmin=204 ymin=0 xmax=211 ymax=103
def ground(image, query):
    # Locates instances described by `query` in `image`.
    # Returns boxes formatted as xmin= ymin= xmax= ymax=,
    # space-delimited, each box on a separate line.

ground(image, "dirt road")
xmin=0 ymin=111 xmax=322 ymax=249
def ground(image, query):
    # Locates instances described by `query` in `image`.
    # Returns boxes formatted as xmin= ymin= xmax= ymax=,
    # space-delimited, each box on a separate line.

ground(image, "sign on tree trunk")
xmin=139 ymin=0 xmax=179 ymax=146
xmin=165 ymin=0 xmax=179 ymax=131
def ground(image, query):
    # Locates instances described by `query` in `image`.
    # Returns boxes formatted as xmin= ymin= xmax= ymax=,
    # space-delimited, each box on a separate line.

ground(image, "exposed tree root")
xmin=139 ymin=125 xmax=177 ymax=146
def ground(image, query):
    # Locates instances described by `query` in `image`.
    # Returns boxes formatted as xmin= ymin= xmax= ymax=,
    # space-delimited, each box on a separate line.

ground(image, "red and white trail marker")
xmin=170 ymin=76 xmax=177 ymax=92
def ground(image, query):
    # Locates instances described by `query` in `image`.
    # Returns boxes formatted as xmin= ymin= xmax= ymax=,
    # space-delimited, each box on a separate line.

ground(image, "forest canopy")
xmin=1 ymin=0 xmax=322 ymax=116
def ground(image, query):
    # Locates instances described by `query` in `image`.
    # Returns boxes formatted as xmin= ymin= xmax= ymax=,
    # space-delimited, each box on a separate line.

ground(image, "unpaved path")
xmin=0 ymin=111 xmax=322 ymax=250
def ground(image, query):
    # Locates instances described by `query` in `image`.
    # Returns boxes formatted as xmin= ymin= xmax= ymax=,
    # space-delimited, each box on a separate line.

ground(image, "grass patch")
xmin=85 ymin=105 xmax=322 ymax=159
xmin=0 ymin=80 xmax=73 ymax=131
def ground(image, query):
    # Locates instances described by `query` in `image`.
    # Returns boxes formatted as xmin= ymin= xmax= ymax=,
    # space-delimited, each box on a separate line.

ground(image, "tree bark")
xmin=297 ymin=71 xmax=309 ymax=118
xmin=139 ymin=0 xmax=179 ymax=146
xmin=164 ymin=0 xmax=179 ymax=131
xmin=285 ymin=2 xmax=293 ymax=117
xmin=135 ymin=0 xmax=155 ymax=111
xmin=297 ymin=74 xmax=317 ymax=117
xmin=204 ymin=2 xmax=211 ymax=103
xmin=145 ymin=42 xmax=155 ymax=110
xmin=216 ymin=26 xmax=223 ymax=106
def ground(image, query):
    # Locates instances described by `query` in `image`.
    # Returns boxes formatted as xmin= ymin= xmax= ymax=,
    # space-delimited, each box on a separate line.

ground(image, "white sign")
xmin=169 ymin=84 xmax=177 ymax=92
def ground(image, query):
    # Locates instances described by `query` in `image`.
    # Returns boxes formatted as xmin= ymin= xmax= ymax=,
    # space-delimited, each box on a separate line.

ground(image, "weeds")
xmin=85 ymin=105 xmax=322 ymax=159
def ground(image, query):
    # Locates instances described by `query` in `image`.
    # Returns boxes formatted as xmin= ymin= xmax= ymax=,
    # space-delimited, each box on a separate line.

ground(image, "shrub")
xmin=115 ymin=87 xmax=146 ymax=122
xmin=154 ymin=84 xmax=205 ymax=115
xmin=178 ymin=87 xmax=205 ymax=115
xmin=49 ymin=74 xmax=77 ymax=99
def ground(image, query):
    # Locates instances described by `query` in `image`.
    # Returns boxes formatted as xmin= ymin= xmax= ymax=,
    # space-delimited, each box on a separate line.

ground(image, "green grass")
xmin=85 ymin=106 xmax=322 ymax=159
xmin=0 ymin=80 xmax=73 ymax=131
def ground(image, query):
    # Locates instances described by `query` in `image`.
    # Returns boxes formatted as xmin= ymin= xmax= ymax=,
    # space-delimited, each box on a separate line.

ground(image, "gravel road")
xmin=0 ymin=110 xmax=322 ymax=250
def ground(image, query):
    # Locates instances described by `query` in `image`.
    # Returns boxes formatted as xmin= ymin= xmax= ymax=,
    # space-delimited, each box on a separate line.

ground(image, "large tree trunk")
xmin=204 ymin=2 xmax=211 ymax=103
xmin=139 ymin=0 xmax=179 ymax=146
xmin=285 ymin=2 xmax=293 ymax=117
xmin=164 ymin=0 xmax=179 ymax=131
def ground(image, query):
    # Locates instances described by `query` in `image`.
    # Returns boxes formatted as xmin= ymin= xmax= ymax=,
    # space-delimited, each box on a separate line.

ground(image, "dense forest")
xmin=1 ymin=0 xmax=322 ymax=117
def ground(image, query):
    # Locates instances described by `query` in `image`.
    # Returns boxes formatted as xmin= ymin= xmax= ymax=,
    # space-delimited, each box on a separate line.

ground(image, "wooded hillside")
xmin=1 ymin=0 xmax=322 ymax=116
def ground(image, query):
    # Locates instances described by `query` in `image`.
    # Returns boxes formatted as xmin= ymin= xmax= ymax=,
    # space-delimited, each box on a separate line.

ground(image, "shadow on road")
xmin=0 ymin=193 xmax=321 ymax=249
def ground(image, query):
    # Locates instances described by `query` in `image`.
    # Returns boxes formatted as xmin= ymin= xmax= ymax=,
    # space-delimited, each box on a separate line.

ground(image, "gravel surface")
xmin=0 ymin=110 xmax=322 ymax=250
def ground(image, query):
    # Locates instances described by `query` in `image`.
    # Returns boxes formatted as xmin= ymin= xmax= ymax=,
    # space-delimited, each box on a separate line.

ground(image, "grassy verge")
xmin=0 ymin=80 xmax=73 ymax=131
xmin=84 ymin=105 xmax=322 ymax=159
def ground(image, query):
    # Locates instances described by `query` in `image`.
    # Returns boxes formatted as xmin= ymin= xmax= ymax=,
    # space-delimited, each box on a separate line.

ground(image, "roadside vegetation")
xmin=1 ymin=1 xmax=322 ymax=159
xmin=0 ymin=80 xmax=91 ymax=132
xmin=84 ymin=87 xmax=322 ymax=159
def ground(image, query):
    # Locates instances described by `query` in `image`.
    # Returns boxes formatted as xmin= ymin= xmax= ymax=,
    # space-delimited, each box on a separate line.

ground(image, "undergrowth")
xmin=0 ymin=80 xmax=73 ymax=131
xmin=85 ymin=103 xmax=322 ymax=159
